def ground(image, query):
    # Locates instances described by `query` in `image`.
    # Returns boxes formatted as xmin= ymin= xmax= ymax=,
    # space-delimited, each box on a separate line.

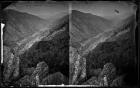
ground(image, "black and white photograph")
xmin=0 ymin=1 xmax=139 ymax=87
xmin=70 ymin=1 xmax=138 ymax=86
xmin=1 ymin=1 xmax=69 ymax=86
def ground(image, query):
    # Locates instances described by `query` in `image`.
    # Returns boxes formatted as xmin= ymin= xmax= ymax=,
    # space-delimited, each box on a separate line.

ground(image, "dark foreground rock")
xmin=3 ymin=46 xmax=14 ymax=82
xmin=89 ymin=68 xmax=102 ymax=77
xmin=22 ymin=67 xmax=35 ymax=76
xmin=82 ymin=76 xmax=99 ymax=85
xmin=110 ymin=75 xmax=125 ymax=87
xmin=16 ymin=75 xmax=31 ymax=87
xmin=15 ymin=61 xmax=49 ymax=87
xmin=41 ymin=72 xmax=67 ymax=85
xmin=31 ymin=61 xmax=49 ymax=81
xmin=3 ymin=46 xmax=20 ymax=82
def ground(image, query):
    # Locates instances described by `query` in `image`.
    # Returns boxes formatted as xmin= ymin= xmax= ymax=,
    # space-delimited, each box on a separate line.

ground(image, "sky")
xmin=72 ymin=1 xmax=136 ymax=23
xmin=5 ymin=1 xmax=136 ymax=24
xmin=6 ymin=1 xmax=69 ymax=20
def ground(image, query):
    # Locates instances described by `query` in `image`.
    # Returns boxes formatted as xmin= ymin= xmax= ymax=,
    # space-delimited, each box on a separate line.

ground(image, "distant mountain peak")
xmin=70 ymin=10 xmax=112 ymax=48
xmin=3 ymin=9 xmax=49 ymax=47
xmin=4 ymin=9 xmax=48 ymax=22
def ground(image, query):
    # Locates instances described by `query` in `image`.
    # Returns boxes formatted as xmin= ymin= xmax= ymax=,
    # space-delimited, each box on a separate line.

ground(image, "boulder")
xmin=30 ymin=61 xmax=49 ymax=85
xmin=99 ymin=63 xmax=116 ymax=85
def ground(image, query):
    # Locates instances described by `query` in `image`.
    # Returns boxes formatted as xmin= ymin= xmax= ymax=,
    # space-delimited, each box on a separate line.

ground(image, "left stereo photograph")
xmin=1 ymin=2 xmax=69 ymax=86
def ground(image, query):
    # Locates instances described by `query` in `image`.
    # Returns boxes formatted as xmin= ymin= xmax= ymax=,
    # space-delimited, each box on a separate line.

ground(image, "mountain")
xmin=84 ymin=14 xmax=137 ymax=86
xmin=70 ymin=10 xmax=113 ymax=48
xmin=19 ymin=14 xmax=69 ymax=78
xmin=2 ymin=8 xmax=137 ymax=86
xmin=2 ymin=8 xmax=69 ymax=86
xmin=3 ymin=9 xmax=49 ymax=47
xmin=14 ymin=14 xmax=69 ymax=55
xmin=70 ymin=10 xmax=137 ymax=85
xmin=70 ymin=10 xmax=136 ymax=55
xmin=70 ymin=10 xmax=114 ymax=84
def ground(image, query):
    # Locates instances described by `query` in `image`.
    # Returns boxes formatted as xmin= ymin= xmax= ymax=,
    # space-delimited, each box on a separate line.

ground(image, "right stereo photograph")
xmin=69 ymin=1 xmax=138 ymax=87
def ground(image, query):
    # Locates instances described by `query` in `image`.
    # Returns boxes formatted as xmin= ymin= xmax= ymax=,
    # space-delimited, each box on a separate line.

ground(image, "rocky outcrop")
xmin=15 ymin=61 xmax=49 ymax=87
xmin=82 ymin=63 xmax=116 ymax=86
xmin=16 ymin=75 xmax=31 ymax=87
xmin=30 ymin=61 xmax=49 ymax=85
xmin=82 ymin=76 xmax=99 ymax=85
xmin=3 ymin=46 xmax=20 ymax=82
xmin=99 ymin=63 xmax=116 ymax=85
xmin=110 ymin=75 xmax=125 ymax=87
xmin=69 ymin=46 xmax=86 ymax=85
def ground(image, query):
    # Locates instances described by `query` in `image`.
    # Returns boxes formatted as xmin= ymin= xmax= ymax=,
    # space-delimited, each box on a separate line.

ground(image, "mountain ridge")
xmin=70 ymin=10 xmax=113 ymax=49
xmin=3 ymin=9 xmax=49 ymax=47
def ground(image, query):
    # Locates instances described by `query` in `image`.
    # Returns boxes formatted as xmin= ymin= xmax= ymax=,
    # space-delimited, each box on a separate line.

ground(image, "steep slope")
xmin=2 ymin=9 xmax=69 ymax=86
xmin=3 ymin=9 xmax=49 ymax=47
xmin=70 ymin=10 xmax=137 ymax=86
xmin=70 ymin=10 xmax=113 ymax=84
xmin=85 ymin=14 xmax=137 ymax=86
xmin=19 ymin=17 xmax=69 ymax=78
xmin=79 ymin=12 xmax=136 ymax=55
xmin=70 ymin=10 xmax=113 ymax=48
xmin=15 ymin=15 xmax=69 ymax=55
